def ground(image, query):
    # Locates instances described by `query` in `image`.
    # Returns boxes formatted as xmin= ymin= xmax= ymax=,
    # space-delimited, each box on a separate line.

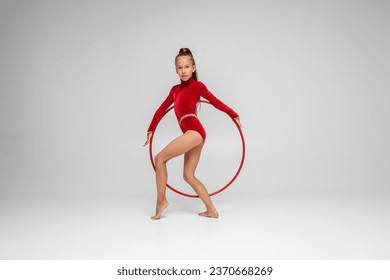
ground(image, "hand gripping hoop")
xmin=149 ymin=100 xmax=245 ymax=198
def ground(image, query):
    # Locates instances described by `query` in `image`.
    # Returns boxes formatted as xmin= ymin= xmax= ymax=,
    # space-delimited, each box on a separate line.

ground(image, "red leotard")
xmin=147 ymin=78 xmax=239 ymax=140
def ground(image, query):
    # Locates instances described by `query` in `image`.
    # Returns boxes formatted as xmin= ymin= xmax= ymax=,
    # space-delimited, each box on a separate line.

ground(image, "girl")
xmin=144 ymin=48 xmax=241 ymax=220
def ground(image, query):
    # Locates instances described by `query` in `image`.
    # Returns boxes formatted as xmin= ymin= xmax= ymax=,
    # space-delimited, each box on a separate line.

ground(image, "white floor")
xmin=1 ymin=190 xmax=389 ymax=260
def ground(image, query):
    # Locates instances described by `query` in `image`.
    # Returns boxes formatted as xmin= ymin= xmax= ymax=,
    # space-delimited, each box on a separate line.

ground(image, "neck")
xmin=180 ymin=77 xmax=195 ymax=86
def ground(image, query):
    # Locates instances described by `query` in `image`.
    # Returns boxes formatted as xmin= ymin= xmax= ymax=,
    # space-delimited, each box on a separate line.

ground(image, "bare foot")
xmin=198 ymin=210 xmax=219 ymax=218
xmin=151 ymin=200 xmax=169 ymax=220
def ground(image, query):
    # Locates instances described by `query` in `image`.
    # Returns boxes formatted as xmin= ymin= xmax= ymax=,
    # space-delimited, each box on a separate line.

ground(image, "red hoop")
xmin=149 ymin=100 xmax=245 ymax=198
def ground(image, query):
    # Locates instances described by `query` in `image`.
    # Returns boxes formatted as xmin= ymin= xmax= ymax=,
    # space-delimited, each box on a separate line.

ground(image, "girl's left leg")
xmin=183 ymin=142 xmax=219 ymax=218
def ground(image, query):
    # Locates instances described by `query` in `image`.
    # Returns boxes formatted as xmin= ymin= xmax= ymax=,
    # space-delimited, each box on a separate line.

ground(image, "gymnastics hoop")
xmin=149 ymin=100 xmax=245 ymax=198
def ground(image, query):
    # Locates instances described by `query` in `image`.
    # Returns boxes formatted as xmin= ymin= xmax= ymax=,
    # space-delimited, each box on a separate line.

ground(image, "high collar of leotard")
xmin=180 ymin=77 xmax=196 ymax=87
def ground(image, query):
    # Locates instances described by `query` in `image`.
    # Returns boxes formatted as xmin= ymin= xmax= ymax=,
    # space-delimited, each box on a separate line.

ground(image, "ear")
xmin=192 ymin=64 xmax=196 ymax=72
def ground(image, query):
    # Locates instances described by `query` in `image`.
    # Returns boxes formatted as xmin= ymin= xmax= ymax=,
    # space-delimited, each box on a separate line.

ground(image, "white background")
xmin=0 ymin=0 xmax=389 ymax=260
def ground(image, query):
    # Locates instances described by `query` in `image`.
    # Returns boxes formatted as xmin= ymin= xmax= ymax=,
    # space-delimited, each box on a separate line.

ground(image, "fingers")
xmin=143 ymin=132 xmax=153 ymax=146
xmin=234 ymin=117 xmax=242 ymax=128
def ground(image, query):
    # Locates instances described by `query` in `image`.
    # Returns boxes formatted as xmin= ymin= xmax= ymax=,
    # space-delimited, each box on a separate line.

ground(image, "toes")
xmin=198 ymin=211 xmax=219 ymax=218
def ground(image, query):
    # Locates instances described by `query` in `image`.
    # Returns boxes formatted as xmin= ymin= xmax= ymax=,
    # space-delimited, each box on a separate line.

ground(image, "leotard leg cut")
xmin=179 ymin=116 xmax=206 ymax=140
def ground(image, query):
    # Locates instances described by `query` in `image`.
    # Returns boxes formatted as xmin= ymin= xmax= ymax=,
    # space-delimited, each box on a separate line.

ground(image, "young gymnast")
xmin=144 ymin=48 xmax=241 ymax=220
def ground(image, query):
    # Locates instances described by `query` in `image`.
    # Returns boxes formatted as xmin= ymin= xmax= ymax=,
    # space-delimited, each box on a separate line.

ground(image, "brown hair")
xmin=175 ymin=47 xmax=198 ymax=81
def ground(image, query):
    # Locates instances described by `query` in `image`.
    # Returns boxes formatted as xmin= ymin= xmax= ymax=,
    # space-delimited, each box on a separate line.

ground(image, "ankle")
xmin=157 ymin=198 xmax=168 ymax=205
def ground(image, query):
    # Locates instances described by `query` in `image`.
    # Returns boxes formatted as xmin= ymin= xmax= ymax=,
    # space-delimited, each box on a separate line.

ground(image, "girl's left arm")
xmin=198 ymin=82 xmax=241 ymax=126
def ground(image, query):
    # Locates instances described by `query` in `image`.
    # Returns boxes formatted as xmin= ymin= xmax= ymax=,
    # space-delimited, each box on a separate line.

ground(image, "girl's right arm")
xmin=144 ymin=88 xmax=175 ymax=146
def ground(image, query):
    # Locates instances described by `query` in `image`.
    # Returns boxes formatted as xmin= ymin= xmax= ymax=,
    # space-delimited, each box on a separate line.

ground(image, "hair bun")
xmin=179 ymin=47 xmax=192 ymax=55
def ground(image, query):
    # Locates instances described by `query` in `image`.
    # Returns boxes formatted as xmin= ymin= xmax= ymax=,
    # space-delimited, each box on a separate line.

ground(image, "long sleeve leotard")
xmin=147 ymin=78 xmax=239 ymax=140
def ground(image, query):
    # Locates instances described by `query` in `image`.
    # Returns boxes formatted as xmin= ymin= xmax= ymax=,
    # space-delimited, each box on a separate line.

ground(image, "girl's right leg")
xmin=152 ymin=131 xmax=203 ymax=220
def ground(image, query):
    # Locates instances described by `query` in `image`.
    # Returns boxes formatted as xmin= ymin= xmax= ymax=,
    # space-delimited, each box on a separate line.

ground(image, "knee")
xmin=154 ymin=153 xmax=166 ymax=166
xmin=183 ymin=172 xmax=196 ymax=184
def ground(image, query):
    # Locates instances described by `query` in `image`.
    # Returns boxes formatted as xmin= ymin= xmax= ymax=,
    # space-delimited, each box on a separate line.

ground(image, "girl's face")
xmin=175 ymin=56 xmax=195 ymax=81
